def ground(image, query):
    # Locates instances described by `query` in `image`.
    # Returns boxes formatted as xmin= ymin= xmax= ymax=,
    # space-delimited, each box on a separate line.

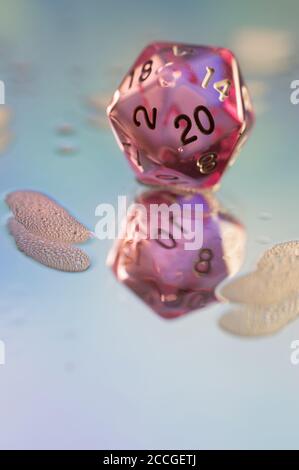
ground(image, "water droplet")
xmin=256 ymin=236 xmax=271 ymax=245
xmin=57 ymin=143 xmax=78 ymax=155
xmin=56 ymin=123 xmax=75 ymax=135
xmin=258 ymin=211 xmax=272 ymax=221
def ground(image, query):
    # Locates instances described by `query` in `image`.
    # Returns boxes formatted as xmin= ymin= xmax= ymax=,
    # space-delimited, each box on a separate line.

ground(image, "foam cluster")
xmin=219 ymin=241 xmax=299 ymax=336
xmin=8 ymin=218 xmax=90 ymax=272
xmin=6 ymin=190 xmax=91 ymax=272
xmin=6 ymin=190 xmax=90 ymax=243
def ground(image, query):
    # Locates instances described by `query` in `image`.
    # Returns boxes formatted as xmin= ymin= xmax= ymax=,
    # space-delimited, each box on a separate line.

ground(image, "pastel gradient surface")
xmin=0 ymin=0 xmax=299 ymax=451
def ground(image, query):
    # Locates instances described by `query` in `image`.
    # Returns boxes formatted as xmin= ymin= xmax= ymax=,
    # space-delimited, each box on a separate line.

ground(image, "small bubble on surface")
xmin=258 ymin=211 xmax=272 ymax=221
xmin=256 ymin=236 xmax=271 ymax=245
xmin=57 ymin=143 xmax=78 ymax=155
xmin=56 ymin=123 xmax=75 ymax=135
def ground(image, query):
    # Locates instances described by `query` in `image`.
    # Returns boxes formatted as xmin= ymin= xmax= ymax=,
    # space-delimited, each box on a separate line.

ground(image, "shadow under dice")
xmin=108 ymin=189 xmax=246 ymax=319
xmin=107 ymin=42 xmax=254 ymax=192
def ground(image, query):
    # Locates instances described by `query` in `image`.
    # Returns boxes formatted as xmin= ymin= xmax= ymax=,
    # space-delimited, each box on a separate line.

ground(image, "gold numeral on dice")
xmin=213 ymin=79 xmax=231 ymax=101
xmin=201 ymin=66 xmax=215 ymax=89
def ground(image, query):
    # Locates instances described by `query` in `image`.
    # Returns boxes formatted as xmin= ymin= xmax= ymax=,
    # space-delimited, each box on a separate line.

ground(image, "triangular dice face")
xmin=107 ymin=42 xmax=254 ymax=191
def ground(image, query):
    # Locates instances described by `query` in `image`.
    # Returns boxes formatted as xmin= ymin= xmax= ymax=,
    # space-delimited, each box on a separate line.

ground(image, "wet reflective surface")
xmin=1 ymin=0 xmax=299 ymax=451
xmin=109 ymin=189 xmax=245 ymax=318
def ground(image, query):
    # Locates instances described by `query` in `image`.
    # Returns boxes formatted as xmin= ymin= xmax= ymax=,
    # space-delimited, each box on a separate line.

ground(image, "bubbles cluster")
xmin=6 ymin=190 xmax=91 ymax=272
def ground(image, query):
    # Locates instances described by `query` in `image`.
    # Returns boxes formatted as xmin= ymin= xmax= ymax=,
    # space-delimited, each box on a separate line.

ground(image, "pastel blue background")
xmin=0 ymin=0 xmax=299 ymax=449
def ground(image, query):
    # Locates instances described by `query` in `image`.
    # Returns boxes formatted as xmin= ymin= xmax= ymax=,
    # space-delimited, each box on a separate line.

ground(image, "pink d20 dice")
xmin=108 ymin=189 xmax=245 ymax=319
xmin=107 ymin=42 xmax=254 ymax=191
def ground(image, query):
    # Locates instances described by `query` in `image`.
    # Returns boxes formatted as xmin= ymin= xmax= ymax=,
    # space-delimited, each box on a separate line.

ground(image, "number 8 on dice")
xmin=107 ymin=42 xmax=254 ymax=192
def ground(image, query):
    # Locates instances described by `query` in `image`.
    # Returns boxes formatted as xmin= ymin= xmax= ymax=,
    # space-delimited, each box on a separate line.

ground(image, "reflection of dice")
xmin=107 ymin=42 xmax=254 ymax=192
xmin=108 ymin=189 xmax=246 ymax=319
